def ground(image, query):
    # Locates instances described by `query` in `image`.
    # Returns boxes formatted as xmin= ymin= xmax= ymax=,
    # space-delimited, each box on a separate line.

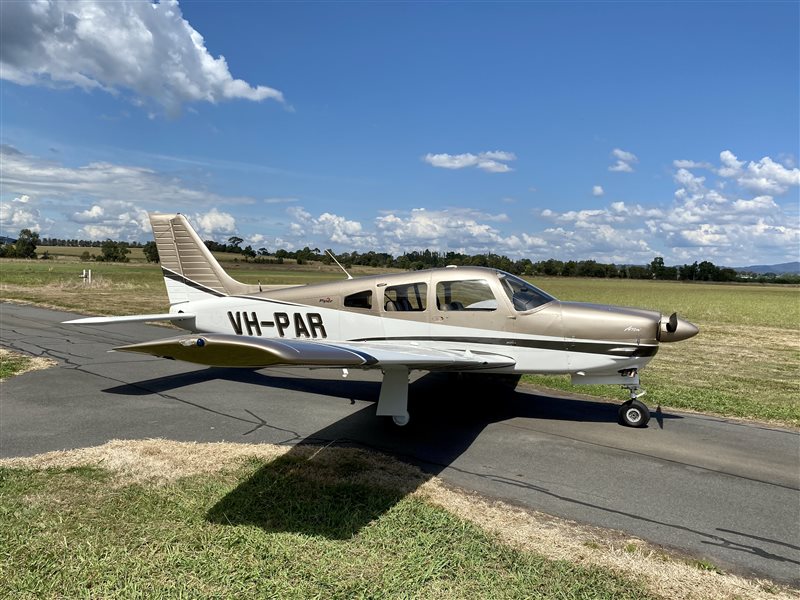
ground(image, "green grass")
xmin=0 ymin=351 xmax=34 ymax=380
xmin=0 ymin=456 xmax=653 ymax=599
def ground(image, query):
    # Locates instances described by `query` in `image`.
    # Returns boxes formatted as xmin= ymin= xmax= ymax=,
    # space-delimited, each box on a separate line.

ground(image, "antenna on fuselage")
xmin=326 ymin=249 xmax=353 ymax=280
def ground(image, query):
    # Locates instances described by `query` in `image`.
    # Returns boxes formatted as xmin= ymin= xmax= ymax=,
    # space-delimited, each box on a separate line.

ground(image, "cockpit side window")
xmin=383 ymin=283 xmax=427 ymax=311
xmin=436 ymin=279 xmax=497 ymax=311
xmin=498 ymin=273 xmax=555 ymax=312
xmin=344 ymin=290 xmax=372 ymax=310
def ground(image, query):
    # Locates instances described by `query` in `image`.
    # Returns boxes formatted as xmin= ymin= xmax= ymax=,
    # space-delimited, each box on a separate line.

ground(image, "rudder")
xmin=150 ymin=213 xmax=259 ymax=305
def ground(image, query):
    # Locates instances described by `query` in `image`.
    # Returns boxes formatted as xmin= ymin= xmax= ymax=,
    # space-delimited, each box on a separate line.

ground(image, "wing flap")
xmin=115 ymin=334 xmax=516 ymax=370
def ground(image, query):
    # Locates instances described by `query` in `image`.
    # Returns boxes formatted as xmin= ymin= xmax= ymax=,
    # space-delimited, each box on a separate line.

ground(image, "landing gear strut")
xmin=618 ymin=384 xmax=650 ymax=428
xmin=376 ymin=367 xmax=412 ymax=427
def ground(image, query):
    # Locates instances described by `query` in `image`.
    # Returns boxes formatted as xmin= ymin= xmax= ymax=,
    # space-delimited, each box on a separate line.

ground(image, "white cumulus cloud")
xmin=287 ymin=206 xmax=374 ymax=248
xmin=69 ymin=200 xmax=150 ymax=239
xmin=608 ymin=148 xmax=638 ymax=173
xmin=738 ymin=156 xmax=800 ymax=195
xmin=673 ymin=159 xmax=713 ymax=169
xmin=374 ymin=208 xmax=524 ymax=255
xmin=683 ymin=150 xmax=800 ymax=196
xmin=423 ymin=151 xmax=516 ymax=173
xmin=0 ymin=145 xmax=256 ymax=210
xmin=0 ymin=0 xmax=286 ymax=114
xmin=0 ymin=194 xmax=50 ymax=235
xmin=718 ymin=150 xmax=744 ymax=178
xmin=190 ymin=209 xmax=237 ymax=239
xmin=592 ymin=185 xmax=604 ymax=197
xmin=0 ymin=145 xmax=262 ymax=240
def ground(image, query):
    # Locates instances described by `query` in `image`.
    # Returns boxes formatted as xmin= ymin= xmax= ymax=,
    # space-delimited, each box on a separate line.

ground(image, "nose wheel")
xmin=619 ymin=385 xmax=650 ymax=428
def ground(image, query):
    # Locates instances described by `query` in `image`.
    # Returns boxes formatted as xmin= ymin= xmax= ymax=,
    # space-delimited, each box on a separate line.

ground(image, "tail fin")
xmin=150 ymin=213 xmax=260 ymax=305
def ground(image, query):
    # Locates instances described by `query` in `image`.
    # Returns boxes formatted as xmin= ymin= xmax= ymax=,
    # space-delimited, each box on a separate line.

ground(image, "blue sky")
xmin=1 ymin=0 xmax=798 ymax=266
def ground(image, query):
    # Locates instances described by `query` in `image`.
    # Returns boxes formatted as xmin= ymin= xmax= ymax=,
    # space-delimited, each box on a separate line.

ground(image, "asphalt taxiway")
xmin=1 ymin=302 xmax=798 ymax=585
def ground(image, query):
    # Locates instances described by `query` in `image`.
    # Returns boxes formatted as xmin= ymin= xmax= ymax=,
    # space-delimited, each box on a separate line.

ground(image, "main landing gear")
xmin=391 ymin=412 xmax=410 ymax=427
xmin=618 ymin=384 xmax=650 ymax=428
xmin=376 ymin=367 xmax=412 ymax=427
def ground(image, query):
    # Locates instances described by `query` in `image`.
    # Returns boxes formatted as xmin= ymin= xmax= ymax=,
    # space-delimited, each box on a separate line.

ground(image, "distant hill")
xmin=734 ymin=261 xmax=800 ymax=275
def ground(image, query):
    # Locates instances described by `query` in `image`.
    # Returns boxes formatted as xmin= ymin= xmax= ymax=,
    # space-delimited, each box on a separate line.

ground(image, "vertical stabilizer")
xmin=150 ymin=213 xmax=260 ymax=305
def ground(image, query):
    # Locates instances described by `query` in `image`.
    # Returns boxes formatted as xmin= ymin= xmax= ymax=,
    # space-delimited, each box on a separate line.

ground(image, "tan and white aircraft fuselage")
xmin=66 ymin=213 xmax=699 ymax=428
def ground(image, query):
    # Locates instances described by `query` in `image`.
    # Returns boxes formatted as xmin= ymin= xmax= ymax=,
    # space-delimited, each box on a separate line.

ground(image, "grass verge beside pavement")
xmin=0 ymin=348 xmax=56 ymax=381
xmin=1 ymin=440 xmax=792 ymax=600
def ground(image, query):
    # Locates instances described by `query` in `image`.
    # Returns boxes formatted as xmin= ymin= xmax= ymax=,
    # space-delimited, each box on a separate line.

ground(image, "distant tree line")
xmin=0 ymin=229 xmax=39 ymax=259
xmin=203 ymin=236 xmax=257 ymax=260
xmin=38 ymin=237 xmax=146 ymax=248
xmin=0 ymin=230 xmax=158 ymax=264
xmin=2 ymin=228 xmax=798 ymax=283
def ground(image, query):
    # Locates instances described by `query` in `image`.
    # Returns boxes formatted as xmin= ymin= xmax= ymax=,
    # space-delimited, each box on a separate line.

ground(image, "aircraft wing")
xmin=114 ymin=333 xmax=516 ymax=370
xmin=64 ymin=313 xmax=196 ymax=325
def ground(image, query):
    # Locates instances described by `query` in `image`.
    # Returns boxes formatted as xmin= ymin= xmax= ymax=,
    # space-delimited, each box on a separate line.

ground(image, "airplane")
xmin=65 ymin=213 xmax=699 ymax=428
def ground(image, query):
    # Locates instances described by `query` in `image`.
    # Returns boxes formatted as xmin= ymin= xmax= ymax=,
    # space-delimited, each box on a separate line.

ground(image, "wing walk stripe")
xmin=315 ymin=343 xmax=379 ymax=366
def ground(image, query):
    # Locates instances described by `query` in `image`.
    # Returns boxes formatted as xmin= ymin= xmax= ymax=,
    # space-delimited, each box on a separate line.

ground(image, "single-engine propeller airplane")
xmin=66 ymin=213 xmax=698 ymax=428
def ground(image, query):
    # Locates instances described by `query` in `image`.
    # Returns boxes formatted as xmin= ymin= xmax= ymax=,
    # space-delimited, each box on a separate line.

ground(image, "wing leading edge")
xmin=115 ymin=334 xmax=516 ymax=370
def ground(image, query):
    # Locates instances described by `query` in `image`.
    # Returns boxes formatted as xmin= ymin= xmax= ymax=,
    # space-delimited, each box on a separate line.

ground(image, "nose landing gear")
xmin=619 ymin=384 xmax=650 ymax=428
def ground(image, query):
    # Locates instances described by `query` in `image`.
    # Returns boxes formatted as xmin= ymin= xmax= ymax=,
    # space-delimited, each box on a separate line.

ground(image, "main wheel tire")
xmin=618 ymin=399 xmax=650 ymax=428
xmin=392 ymin=412 xmax=410 ymax=427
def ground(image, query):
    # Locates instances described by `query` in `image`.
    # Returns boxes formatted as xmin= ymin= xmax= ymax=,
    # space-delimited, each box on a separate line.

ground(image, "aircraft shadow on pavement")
xmin=199 ymin=372 xmax=681 ymax=539
xmin=103 ymin=368 xmax=682 ymax=429
xmin=103 ymin=367 xmax=382 ymax=403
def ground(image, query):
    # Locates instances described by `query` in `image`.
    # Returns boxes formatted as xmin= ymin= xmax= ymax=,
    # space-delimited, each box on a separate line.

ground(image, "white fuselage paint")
xmin=169 ymin=294 xmax=655 ymax=376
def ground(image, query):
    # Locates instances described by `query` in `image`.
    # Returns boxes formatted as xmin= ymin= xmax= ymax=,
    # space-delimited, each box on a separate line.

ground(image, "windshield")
xmin=498 ymin=272 xmax=555 ymax=312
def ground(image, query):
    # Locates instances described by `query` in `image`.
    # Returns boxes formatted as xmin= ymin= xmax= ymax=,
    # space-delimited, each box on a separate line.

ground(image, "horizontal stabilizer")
xmin=63 ymin=313 xmax=196 ymax=325
xmin=115 ymin=334 xmax=517 ymax=370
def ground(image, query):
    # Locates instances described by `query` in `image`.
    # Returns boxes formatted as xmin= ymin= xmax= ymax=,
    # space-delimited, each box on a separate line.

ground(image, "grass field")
xmin=0 ymin=458 xmax=648 ymax=599
xmin=1 ymin=440 xmax=790 ymax=600
xmin=1 ymin=256 xmax=798 ymax=426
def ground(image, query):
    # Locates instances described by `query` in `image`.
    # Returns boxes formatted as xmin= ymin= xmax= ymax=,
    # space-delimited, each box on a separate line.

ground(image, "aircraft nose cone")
xmin=660 ymin=315 xmax=699 ymax=343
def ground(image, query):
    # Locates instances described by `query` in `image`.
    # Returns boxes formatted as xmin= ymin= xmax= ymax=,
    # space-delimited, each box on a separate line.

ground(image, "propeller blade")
xmin=667 ymin=312 xmax=678 ymax=333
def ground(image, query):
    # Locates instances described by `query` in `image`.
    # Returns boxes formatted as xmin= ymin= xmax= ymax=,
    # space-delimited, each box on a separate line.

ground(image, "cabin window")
xmin=498 ymin=273 xmax=554 ymax=311
xmin=383 ymin=283 xmax=427 ymax=311
xmin=436 ymin=279 xmax=497 ymax=311
xmin=344 ymin=290 xmax=372 ymax=309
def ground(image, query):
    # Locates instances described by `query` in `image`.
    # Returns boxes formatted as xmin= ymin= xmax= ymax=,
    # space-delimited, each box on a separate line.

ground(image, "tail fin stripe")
xmin=161 ymin=268 xmax=225 ymax=297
